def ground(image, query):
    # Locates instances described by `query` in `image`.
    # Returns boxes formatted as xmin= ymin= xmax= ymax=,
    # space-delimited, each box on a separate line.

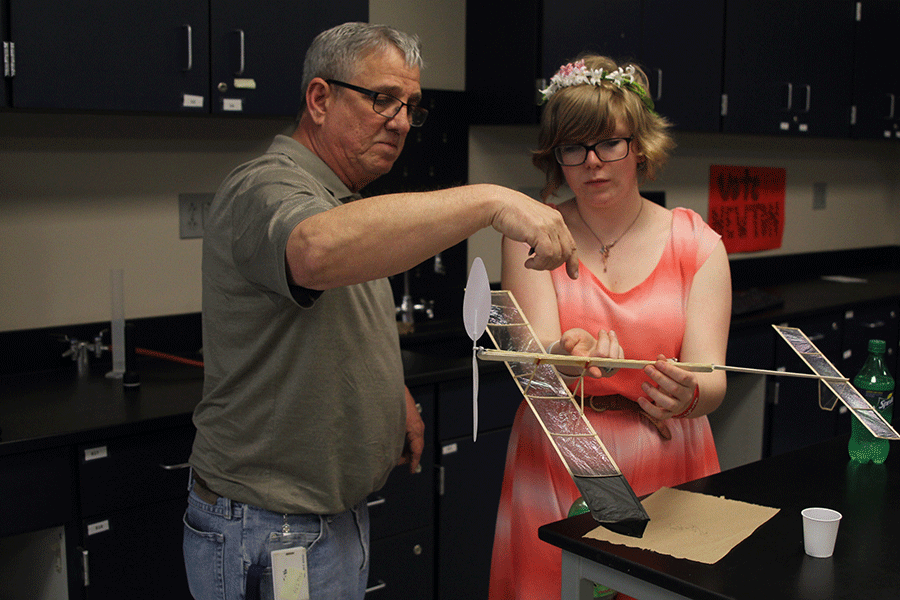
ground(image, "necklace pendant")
xmin=599 ymin=246 xmax=610 ymax=273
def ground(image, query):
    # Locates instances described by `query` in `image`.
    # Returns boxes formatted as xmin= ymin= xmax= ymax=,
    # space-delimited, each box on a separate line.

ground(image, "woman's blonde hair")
xmin=533 ymin=55 xmax=675 ymax=201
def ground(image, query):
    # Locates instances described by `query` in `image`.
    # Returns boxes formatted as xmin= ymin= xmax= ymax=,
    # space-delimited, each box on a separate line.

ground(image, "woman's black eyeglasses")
xmin=326 ymin=79 xmax=429 ymax=127
xmin=553 ymin=137 xmax=633 ymax=166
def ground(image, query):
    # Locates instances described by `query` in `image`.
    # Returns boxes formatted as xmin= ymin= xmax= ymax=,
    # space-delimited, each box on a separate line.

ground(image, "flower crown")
xmin=539 ymin=60 xmax=656 ymax=114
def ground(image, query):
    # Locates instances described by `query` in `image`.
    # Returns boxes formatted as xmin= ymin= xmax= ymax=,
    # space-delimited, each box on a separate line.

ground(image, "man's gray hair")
xmin=301 ymin=22 xmax=424 ymax=105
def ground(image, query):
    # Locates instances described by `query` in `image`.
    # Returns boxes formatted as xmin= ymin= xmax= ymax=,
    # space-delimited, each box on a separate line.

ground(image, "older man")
xmin=183 ymin=22 xmax=577 ymax=600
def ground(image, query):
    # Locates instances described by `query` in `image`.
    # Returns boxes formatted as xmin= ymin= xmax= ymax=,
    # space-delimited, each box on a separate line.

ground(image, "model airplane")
xmin=462 ymin=259 xmax=899 ymax=538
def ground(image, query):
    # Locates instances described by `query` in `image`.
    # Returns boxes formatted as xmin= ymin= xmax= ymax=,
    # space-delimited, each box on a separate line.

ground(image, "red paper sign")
xmin=708 ymin=165 xmax=785 ymax=254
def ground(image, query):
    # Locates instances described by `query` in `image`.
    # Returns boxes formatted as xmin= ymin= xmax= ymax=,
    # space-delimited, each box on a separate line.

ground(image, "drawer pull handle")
xmin=365 ymin=580 xmax=387 ymax=594
xmin=366 ymin=496 xmax=386 ymax=508
xmin=862 ymin=320 xmax=885 ymax=329
xmin=159 ymin=462 xmax=191 ymax=471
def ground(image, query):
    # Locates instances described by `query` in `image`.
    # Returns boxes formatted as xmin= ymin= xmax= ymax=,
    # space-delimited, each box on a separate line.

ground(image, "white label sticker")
xmin=87 ymin=520 xmax=110 ymax=536
xmin=84 ymin=446 xmax=108 ymax=461
xmin=442 ymin=443 xmax=458 ymax=455
xmin=222 ymin=98 xmax=244 ymax=112
xmin=183 ymin=94 xmax=204 ymax=108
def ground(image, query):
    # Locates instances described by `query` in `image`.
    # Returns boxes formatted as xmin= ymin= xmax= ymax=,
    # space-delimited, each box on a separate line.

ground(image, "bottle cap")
xmin=868 ymin=339 xmax=886 ymax=354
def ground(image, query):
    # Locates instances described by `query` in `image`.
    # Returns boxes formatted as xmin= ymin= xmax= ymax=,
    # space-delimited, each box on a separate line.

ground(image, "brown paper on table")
xmin=583 ymin=487 xmax=780 ymax=564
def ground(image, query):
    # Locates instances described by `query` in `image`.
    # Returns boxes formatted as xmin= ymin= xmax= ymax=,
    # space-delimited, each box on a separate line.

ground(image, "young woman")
xmin=489 ymin=55 xmax=732 ymax=600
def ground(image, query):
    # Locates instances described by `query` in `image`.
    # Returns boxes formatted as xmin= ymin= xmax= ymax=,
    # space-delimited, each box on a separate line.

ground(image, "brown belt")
xmin=192 ymin=471 xmax=221 ymax=505
xmin=585 ymin=394 xmax=671 ymax=440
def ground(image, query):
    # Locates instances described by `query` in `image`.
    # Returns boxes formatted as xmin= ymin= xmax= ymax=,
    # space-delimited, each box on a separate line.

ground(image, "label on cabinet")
xmin=84 ymin=446 xmax=108 ymax=462
xmin=234 ymin=78 xmax=257 ymax=90
xmin=183 ymin=94 xmax=204 ymax=108
xmin=222 ymin=98 xmax=244 ymax=112
xmin=87 ymin=520 xmax=110 ymax=536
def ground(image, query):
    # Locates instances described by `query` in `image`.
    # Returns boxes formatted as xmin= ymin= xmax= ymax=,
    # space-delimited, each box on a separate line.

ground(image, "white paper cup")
xmin=801 ymin=507 xmax=842 ymax=558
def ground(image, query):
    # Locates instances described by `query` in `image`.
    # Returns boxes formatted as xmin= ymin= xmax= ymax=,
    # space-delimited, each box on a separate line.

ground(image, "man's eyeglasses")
xmin=553 ymin=137 xmax=633 ymax=166
xmin=326 ymin=79 xmax=429 ymax=127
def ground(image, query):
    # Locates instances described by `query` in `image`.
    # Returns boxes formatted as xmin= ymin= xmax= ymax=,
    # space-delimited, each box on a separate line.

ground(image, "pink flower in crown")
xmin=559 ymin=60 xmax=585 ymax=78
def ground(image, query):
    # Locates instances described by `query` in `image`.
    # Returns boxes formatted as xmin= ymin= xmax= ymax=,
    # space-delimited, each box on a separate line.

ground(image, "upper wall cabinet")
xmin=466 ymin=0 xmax=724 ymax=132
xmin=6 ymin=0 xmax=210 ymax=113
xmin=852 ymin=0 xmax=900 ymax=140
xmin=466 ymin=0 xmax=641 ymax=125
xmin=721 ymin=0 xmax=856 ymax=137
xmin=641 ymin=0 xmax=724 ymax=133
xmin=209 ymin=0 xmax=366 ymax=116
xmin=2 ymin=0 xmax=366 ymax=116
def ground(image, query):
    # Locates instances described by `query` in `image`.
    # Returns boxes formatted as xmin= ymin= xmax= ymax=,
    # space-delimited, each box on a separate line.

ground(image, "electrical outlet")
xmin=179 ymin=193 xmax=214 ymax=239
xmin=813 ymin=182 xmax=827 ymax=210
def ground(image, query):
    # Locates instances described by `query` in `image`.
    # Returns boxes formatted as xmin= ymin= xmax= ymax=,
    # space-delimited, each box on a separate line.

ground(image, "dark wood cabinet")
xmin=467 ymin=0 xmax=723 ymax=133
xmin=641 ymin=0 xmax=725 ymax=133
xmin=466 ymin=0 xmax=642 ymax=126
xmin=852 ymin=0 xmax=900 ymax=140
xmin=209 ymin=0 xmax=366 ymax=116
xmin=721 ymin=0 xmax=856 ymax=138
xmin=435 ymin=371 xmax=521 ymax=600
xmin=766 ymin=314 xmax=844 ymax=457
xmin=2 ymin=0 xmax=366 ymax=116
xmin=366 ymin=384 xmax=435 ymax=599
xmin=77 ymin=425 xmax=195 ymax=600
xmin=6 ymin=0 xmax=210 ymax=113
xmin=467 ymin=0 xmax=895 ymax=140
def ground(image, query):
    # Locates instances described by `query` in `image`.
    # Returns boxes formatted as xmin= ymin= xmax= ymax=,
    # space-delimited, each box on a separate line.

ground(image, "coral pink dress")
xmin=489 ymin=208 xmax=722 ymax=600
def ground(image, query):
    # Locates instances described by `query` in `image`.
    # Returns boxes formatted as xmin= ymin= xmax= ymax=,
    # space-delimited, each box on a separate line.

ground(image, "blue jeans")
xmin=183 ymin=477 xmax=370 ymax=600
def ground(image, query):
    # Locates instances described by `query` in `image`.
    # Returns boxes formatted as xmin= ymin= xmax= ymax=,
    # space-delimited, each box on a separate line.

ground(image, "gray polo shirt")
xmin=190 ymin=135 xmax=405 ymax=515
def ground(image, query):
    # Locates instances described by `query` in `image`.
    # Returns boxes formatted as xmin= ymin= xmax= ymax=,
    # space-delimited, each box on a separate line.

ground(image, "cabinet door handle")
xmin=366 ymin=496 xmax=386 ymax=508
xmin=232 ymin=29 xmax=246 ymax=75
xmin=801 ymin=84 xmax=811 ymax=113
xmin=365 ymin=580 xmax=387 ymax=594
xmin=182 ymin=25 xmax=193 ymax=72
xmin=159 ymin=462 xmax=191 ymax=470
xmin=887 ymin=93 xmax=896 ymax=120
xmin=862 ymin=320 xmax=886 ymax=329
xmin=79 ymin=548 xmax=90 ymax=587
xmin=782 ymin=82 xmax=793 ymax=111
xmin=654 ymin=68 xmax=663 ymax=101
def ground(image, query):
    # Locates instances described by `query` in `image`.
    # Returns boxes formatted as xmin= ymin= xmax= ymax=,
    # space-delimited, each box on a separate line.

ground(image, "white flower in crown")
xmin=540 ymin=61 xmax=645 ymax=105
xmin=608 ymin=65 xmax=636 ymax=86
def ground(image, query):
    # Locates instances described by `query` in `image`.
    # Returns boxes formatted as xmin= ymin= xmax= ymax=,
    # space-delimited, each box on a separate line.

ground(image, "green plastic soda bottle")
xmin=848 ymin=339 xmax=895 ymax=464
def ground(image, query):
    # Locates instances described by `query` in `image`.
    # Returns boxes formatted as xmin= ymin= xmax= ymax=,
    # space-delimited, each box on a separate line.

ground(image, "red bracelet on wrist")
xmin=675 ymin=385 xmax=700 ymax=418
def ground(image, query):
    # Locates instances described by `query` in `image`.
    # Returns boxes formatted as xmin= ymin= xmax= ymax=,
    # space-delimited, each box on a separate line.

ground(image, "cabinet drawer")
xmin=81 ymin=497 xmax=191 ymax=600
xmin=366 ymin=528 xmax=433 ymax=600
xmin=438 ymin=370 xmax=521 ymax=440
xmin=727 ymin=326 xmax=774 ymax=370
xmin=369 ymin=385 xmax=435 ymax=540
xmin=78 ymin=425 xmax=194 ymax=517
xmin=0 ymin=446 xmax=75 ymax=537
xmin=767 ymin=314 xmax=842 ymax=457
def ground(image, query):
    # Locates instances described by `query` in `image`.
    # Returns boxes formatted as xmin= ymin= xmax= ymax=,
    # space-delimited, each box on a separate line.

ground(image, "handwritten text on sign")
xmin=708 ymin=165 xmax=785 ymax=254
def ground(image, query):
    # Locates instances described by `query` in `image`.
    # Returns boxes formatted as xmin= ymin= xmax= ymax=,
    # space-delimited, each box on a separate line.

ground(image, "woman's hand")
xmin=554 ymin=328 xmax=624 ymax=378
xmin=637 ymin=354 xmax=700 ymax=420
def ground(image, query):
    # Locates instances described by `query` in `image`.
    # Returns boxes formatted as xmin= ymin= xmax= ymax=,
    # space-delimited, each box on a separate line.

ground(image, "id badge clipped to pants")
xmin=265 ymin=518 xmax=310 ymax=600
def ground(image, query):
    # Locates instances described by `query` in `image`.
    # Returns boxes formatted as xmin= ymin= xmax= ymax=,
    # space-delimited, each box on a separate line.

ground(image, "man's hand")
xmin=490 ymin=190 xmax=579 ymax=280
xmin=399 ymin=387 xmax=425 ymax=473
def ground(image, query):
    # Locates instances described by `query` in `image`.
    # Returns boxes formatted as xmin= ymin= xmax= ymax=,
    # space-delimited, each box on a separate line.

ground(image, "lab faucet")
xmin=62 ymin=332 xmax=107 ymax=376
xmin=397 ymin=254 xmax=443 ymax=324
xmin=398 ymin=270 xmax=435 ymax=323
